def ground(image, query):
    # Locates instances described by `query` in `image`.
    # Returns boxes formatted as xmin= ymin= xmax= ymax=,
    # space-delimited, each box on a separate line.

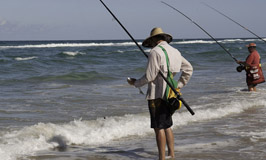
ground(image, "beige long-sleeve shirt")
xmin=134 ymin=41 xmax=193 ymax=100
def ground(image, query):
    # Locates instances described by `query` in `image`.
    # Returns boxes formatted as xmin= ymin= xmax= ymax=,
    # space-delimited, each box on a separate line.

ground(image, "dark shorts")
xmin=148 ymin=98 xmax=173 ymax=129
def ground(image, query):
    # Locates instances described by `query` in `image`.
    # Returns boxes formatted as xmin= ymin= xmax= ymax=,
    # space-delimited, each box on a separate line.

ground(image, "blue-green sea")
xmin=0 ymin=39 xmax=266 ymax=160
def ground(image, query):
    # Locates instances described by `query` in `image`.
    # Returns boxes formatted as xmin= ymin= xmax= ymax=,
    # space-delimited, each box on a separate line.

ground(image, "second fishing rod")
xmin=161 ymin=1 xmax=240 ymax=64
xmin=99 ymin=0 xmax=194 ymax=115
xmin=203 ymin=3 xmax=266 ymax=44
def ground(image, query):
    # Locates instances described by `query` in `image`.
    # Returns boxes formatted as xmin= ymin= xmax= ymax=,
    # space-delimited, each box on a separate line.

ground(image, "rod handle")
xmin=179 ymin=97 xmax=195 ymax=115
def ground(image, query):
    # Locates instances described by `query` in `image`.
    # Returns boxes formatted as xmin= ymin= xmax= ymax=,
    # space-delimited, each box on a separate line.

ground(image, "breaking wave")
xmin=1 ymin=97 xmax=265 ymax=160
xmin=0 ymin=38 xmax=262 ymax=49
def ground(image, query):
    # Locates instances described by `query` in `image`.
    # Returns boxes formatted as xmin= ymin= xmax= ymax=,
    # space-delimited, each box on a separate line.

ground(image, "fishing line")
xmin=203 ymin=3 xmax=266 ymax=44
xmin=161 ymin=1 xmax=239 ymax=63
xmin=99 ymin=0 xmax=194 ymax=115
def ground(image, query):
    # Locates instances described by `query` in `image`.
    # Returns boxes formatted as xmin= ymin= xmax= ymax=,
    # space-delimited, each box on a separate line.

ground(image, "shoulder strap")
xmin=158 ymin=45 xmax=177 ymax=100
xmin=158 ymin=45 xmax=170 ymax=77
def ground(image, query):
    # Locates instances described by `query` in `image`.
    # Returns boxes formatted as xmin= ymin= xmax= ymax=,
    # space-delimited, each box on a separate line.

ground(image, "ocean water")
xmin=0 ymin=39 xmax=266 ymax=160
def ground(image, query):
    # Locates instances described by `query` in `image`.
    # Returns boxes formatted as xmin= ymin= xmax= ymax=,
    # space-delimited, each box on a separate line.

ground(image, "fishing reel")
xmin=236 ymin=65 xmax=245 ymax=72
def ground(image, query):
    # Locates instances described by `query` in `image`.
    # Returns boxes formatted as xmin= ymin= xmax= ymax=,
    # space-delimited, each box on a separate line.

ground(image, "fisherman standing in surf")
xmin=237 ymin=43 xmax=265 ymax=91
xmin=127 ymin=27 xmax=193 ymax=160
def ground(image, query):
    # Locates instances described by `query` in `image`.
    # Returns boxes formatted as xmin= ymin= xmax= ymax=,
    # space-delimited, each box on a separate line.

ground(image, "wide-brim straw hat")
xmin=142 ymin=27 xmax=173 ymax=48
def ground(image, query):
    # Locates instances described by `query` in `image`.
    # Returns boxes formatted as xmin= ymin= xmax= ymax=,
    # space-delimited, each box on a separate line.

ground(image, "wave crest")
xmin=14 ymin=56 xmax=38 ymax=61
xmin=1 ymin=38 xmax=262 ymax=49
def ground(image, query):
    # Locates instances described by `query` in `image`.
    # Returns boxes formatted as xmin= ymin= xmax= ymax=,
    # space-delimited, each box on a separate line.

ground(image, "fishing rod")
xmin=203 ymin=3 xmax=266 ymax=44
xmin=99 ymin=0 xmax=195 ymax=115
xmin=161 ymin=1 xmax=239 ymax=63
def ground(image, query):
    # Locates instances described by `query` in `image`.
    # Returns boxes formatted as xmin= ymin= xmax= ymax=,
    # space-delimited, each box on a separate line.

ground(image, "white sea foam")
xmin=223 ymin=128 xmax=266 ymax=142
xmin=116 ymin=49 xmax=149 ymax=53
xmin=0 ymin=115 xmax=150 ymax=160
xmin=62 ymin=51 xmax=85 ymax=56
xmin=144 ymin=49 xmax=151 ymax=52
xmin=178 ymin=139 xmax=235 ymax=152
xmin=172 ymin=38 xmax=262 ymax=45
xmin=0 ymin=42 xmax=140 ymax=49
xmin=173 ymin=99 xmax=266 ymax=128
xmin=1 ymin=97 xmax=265 ymax=160
xmin=15 ymin=56 xmax=38 ymax=61
xmin=172 ymin=40 xmax=216 ymax=44
xmin=1 ymin=38 xmax=261 ymax=49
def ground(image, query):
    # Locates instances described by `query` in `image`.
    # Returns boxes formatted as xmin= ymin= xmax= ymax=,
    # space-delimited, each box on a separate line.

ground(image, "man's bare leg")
xmin=155 ymin=128 xmax=166 ymax=160
xmin=165 ymin=128 xmax=175 ymax=158
xmin=248 ymin=85 xmax=256 ymax=91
